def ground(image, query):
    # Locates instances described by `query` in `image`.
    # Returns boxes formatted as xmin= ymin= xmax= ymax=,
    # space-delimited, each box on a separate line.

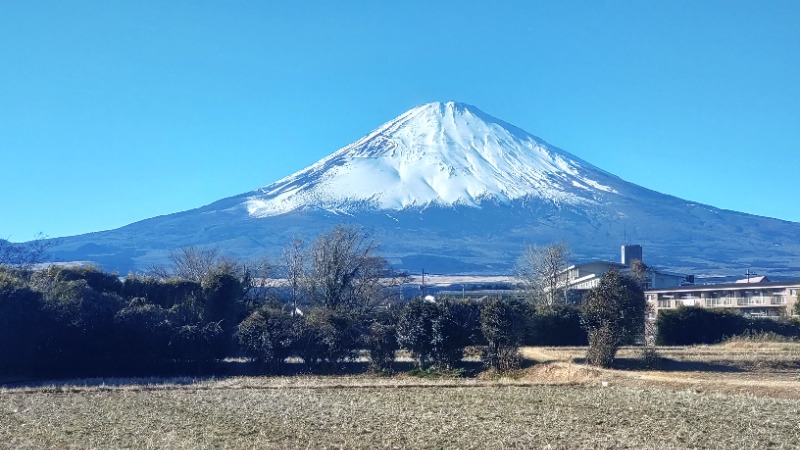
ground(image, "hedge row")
xmin=0 ymin=266 xmax=244 ymax=377
xmin=0 ymin=266 xmax=590 ymax=377
xmin=655 ymin=306 xmax=800 ymax=345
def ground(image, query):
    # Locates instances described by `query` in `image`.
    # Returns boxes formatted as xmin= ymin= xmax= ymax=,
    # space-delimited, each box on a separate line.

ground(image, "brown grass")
xmin=2 ymin=343 xmax=800 ymax=449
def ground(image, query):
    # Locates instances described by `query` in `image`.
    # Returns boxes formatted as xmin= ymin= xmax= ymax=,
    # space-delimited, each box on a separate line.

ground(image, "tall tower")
xmin=621 ymin=244 xmax=643 ymax=266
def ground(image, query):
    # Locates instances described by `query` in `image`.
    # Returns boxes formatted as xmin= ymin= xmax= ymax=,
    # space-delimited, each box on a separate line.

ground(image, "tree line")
xmin=1 ymin=226 xmax=795 ymax=379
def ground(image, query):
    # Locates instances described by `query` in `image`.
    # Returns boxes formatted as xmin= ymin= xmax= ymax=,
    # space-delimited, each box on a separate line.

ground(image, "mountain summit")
xmin=245 ymin=101 xmax=618 ymax=217
xmin=45 ymin=102 xmax=800 ymax=276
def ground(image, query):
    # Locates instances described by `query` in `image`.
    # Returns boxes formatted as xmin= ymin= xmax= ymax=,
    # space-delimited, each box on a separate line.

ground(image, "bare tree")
xmin=517 ymin=243 xmax=571 ymax=307
xmin=283 ymin=238 xmax=306 ymax=314
xmin=169 ymin=246 xmax=221 ymax=282
xmin=241 ymin=255 xmax=275 ymax=305
xmin=306 ymin=225 xmax=404 ymax=310
xmin=0 ymin=233 xmax=53 ymax=272
xmin=145 ymin=264 xmax=171 ymax=279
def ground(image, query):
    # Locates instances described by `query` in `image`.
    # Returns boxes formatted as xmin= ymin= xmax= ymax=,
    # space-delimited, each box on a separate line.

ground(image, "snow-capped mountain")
xmin=43 ymin=102 xmax=800 ymax=276
xmin=245 ymin=101 xmax=617 ymax=217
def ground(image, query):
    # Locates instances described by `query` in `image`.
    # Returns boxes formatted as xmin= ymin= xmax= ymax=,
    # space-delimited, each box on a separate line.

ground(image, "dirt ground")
xmin=519 ymin=343 xmax=800 ymax=399
xmin=1 ymin=343 xmax=799 ymax=449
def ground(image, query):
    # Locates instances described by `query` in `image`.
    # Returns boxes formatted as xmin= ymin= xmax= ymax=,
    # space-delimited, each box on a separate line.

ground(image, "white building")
xmin=646 ymin=278 xmax=800 ymax=317
xmin=559 ymin=245 xmax=690 ymax=301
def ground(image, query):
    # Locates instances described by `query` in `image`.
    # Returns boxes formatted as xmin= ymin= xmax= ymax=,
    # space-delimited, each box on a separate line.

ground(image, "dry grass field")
xmin=2 ymin=343 xmax=799 ymax=449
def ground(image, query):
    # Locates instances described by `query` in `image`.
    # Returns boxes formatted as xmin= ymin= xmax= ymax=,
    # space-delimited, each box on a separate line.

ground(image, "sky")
xmin=1 ymin=1 xmax=799 ymax=241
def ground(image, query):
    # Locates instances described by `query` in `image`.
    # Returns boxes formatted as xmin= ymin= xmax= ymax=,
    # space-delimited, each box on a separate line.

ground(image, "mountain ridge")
xmin=39 ymin=101 xmax=800 ymax=276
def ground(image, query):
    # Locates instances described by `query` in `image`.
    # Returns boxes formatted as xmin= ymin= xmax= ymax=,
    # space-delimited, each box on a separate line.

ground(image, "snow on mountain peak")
xmin=245 ymin=101 xmax=619 ymax=217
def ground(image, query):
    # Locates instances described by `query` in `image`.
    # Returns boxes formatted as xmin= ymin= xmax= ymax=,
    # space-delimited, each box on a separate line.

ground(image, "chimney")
xmin=621 ymin=244 xmax=642 ymax=267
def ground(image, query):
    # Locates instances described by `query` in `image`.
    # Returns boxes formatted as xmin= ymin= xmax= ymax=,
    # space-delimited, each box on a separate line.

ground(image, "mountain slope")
xmin=44 ymin=102 xmax=800 ymax=276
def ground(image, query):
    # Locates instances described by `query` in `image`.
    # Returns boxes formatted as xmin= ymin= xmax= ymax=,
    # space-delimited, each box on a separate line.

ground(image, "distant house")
xmin=558 ymin=244 xmax=690 ymax=302
xmin=646 ymin=278 xmax=799 ymax=317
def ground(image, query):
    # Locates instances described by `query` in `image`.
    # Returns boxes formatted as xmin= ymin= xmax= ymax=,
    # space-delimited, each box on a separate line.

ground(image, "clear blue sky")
xmin=1 ymin=1 xmax=798 ymax=241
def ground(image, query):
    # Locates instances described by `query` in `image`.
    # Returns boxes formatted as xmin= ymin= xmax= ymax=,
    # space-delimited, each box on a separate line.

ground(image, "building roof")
xmin=735 ymin=276 xmax=770 ymax=283
xmin=563 ymin=261 xmax=626 ymax=271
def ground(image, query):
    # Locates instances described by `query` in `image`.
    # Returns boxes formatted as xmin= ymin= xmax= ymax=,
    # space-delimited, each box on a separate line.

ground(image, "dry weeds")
xmin=1 ymin=343 xmax=799 ymax=449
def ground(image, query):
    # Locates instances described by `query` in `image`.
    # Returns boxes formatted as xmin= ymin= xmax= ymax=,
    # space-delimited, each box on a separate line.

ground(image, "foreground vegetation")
xmin=1 ymin=226 xmax=798 ymax=384
xmin=3 ymin=342 xmax=800 ymax=449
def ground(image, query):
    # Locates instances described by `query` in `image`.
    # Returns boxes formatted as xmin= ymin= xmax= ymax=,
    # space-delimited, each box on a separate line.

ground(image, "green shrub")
xmin=237 ymin=307 xmax=296 ymax=370
xmin=436 ymin=299 xmax=482 ymax=368
xmin=580 ymin=269 xmax=646 ymax=368
xmin=114 ymin=299 xmax=173 ymax=365
xmin=364 ymin=308 xmax=400 ymax=373
xmin=396 ymin=299 xmax=480 ymax=370
xmin=35 ymin=266 xmax=123 ymax=295
xmin=396 ymin=299 xmax=442 ymax=369
xmin=480 ymin=297 xmax=528 ymax=371
xmin=122 ymin=275 xmax=201 ymax=308
xmin=656 ymin=307 xmax=800 ymax=345
xmin=0 ymin=272 xmax=45 ymax=375
xmin=293 ymin=308 xmax=363 ymax=370
xmin=25 ymin=276 xmax=124 ymax=373
xmin=528 ymin=304 xmax=588 ymax=346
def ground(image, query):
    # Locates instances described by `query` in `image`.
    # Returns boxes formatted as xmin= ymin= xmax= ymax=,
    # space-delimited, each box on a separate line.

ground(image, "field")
xmin=2 ymin=343 xmax=799 ymax=449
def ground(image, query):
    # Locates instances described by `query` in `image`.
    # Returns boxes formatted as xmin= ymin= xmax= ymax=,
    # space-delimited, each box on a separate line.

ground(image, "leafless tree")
xmin=240 ymin=256 xmax=275 ymax=304
xmin=169 ymin=246 xmax=221 ymax=282
xmin=305 ymin=225 xmax=406 ymax=310
xmin=517 ymin=243 xmax=571 ymax=307
xmin=283 ymin=238 xmax=306 ymax=314
xmin=145 ymin=264 xmax=171 ymax=279
xmin=0 ymin=233 xmax=53 ymax=272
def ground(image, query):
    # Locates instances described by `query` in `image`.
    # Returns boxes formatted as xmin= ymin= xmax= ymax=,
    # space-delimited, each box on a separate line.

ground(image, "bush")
xmin=396 ymin=299 xmax=442 ymax=369
xmin=237 ymin=307 xmax=296 ymax=370
xmin=723 ymin=330 xmax=798 ymax=343
xmin=168 ymin=322 xmax=224 ymax=363
xmin=0 ymin=265 xmax=284 ymax=377
xmin=34 ymin=266 xmax=123 ymax=295
xmin=436 ymin=299 xmax=482 ymax=368
xmin=364 ymin=308 xmax=400 ymax=373
xmin=396 ymin=299 xmax=480 ymax=370
xmin=294 ymin=308 xmax=363 ymax=370
xmin=122 ymin=275 xmax=201 ymax=308
xmin=114 ymin=299 xmax=172 ymax=366
xmin=34 ymin=277 xmax=123 ymax=369
xmin=0 ymin=271 xmax=45 ymax=375
xmin=580 ymin=269 xmax=646 ymax=368
xmin=528 ymin=304 xmax=588 ymax=346
xmin=656 ymin=307 xmax=800 ymax=345
xmin=480 ymin=298 xmax=528 ymax=371
xmin=201 ymin=266 xmax=246 ymax=328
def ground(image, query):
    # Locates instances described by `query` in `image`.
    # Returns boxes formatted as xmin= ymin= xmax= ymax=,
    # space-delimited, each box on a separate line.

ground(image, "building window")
xmin=770 ymin=296 xmax=785 ymax=305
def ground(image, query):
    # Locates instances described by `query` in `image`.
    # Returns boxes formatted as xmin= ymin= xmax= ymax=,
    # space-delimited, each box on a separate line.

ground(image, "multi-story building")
xmin=646 ymin=278 xmax=800 ymax=317
xmin=559 ymin=245 xmax=690 ymax=301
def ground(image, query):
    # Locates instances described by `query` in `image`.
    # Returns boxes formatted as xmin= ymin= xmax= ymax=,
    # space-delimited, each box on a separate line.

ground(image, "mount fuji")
xmin=46 ymin=101 xmax=800 ymax=276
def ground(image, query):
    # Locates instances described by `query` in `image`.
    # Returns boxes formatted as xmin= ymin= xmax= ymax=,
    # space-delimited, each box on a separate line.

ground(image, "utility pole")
xmin=744 ymin=268 xmax=757 ymax=283
xmin=421 ymin=268 xmax=426 ymax=298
